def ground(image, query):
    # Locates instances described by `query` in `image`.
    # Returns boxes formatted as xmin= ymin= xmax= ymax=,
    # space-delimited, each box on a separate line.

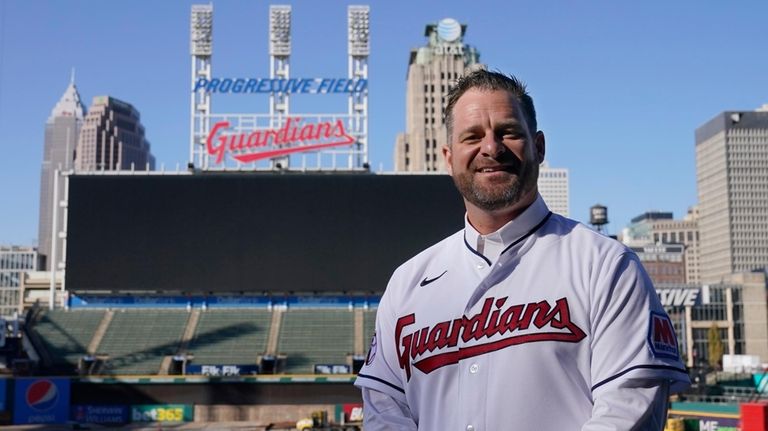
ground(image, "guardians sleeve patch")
xmin=647 ymin=311 xmax=680 ymax=360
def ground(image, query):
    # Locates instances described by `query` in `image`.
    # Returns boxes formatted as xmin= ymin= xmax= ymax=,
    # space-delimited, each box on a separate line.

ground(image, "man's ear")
xmin=534 ymin=131 xmax=546 ymax=164
xmin=442 ymin=145 xmax=453 ymax=175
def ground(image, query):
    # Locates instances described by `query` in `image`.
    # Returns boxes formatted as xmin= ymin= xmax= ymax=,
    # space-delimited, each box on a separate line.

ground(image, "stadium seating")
xmin=277 ymin=310 xmax=354 ymax=374
xmin=28 ymin=304 xmax=379 ymax=376
xmin=186 ymin=309 xmax=272 ymax=365
xmin=29 ymin=309 xmax=105 ymax=372
xmin=97 ymin=310 xmax=189 ymax=375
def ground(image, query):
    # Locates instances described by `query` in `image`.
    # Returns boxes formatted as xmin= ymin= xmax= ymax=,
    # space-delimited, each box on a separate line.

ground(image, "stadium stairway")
xmin=354 ymin=308 xmax=364 ymax=356
xmin=265 ymin=308 xmax=283 ymax=355
xmin=87 ymin=310 xmax=114 ymax=355
xmin=159 ymin=309 xmax=201 ymax=375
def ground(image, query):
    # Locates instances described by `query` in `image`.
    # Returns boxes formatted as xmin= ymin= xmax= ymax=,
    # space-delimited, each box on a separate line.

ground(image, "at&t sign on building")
xmin=189 ymin=4 xmax=370 ymax=171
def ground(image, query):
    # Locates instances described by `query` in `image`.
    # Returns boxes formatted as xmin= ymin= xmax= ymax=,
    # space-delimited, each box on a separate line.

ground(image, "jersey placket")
xmin=457 ymin=237 xmax=511 ymax=431
xmin=457 ymin=307 xmax=490 ymax=431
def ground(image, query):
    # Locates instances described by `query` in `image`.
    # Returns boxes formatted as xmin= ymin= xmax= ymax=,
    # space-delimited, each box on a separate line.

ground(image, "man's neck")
xmin=465 ymin=190 xmax=538 ymax=235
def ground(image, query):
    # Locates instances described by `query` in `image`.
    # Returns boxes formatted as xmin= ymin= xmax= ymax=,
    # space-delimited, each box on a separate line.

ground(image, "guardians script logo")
xmin=206 ymin=117 xmax=356 ymax=164
xmin=396 ymin=297 xmax=586 ymax=380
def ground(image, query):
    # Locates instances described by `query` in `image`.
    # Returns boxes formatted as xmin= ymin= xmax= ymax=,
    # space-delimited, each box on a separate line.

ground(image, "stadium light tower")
xmin=348 ymin=5 xmax=370 ymax=169
xmin=190 ymin=4 xmax=213 ymax=169
xmin=269 ymin=5 xmax=292 ymax=169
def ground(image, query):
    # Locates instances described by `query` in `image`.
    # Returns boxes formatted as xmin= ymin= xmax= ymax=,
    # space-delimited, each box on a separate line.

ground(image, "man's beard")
xmin=452 ymin=159 xmax=539 ymax=211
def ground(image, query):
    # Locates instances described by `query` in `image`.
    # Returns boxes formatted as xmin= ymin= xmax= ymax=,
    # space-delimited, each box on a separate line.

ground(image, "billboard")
xmin=66 ymin=173 xmax=465 ymax=293
xmin=131 ymin=404 xmax=192 ymax=423
xmin=71 ymin=405 xmax=129 ymax=424
xmin=13 ymin=378 xmax=71 ymax=425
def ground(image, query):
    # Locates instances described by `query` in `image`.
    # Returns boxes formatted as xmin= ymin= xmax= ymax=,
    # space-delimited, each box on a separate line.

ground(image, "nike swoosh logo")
xmin=420 ymin=270 xmax=447 ymax=287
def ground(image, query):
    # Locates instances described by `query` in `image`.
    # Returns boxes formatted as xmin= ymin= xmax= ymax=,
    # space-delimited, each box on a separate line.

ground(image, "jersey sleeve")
xmin=354 ymin=281 xmax=408 ymax=404
xmin=589 ymin=252 xmax=690 ymax=396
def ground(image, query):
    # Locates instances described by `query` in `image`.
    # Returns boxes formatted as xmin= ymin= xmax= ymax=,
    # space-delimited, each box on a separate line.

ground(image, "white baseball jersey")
xmin=355 ymin=195 xmax=690 ymax=430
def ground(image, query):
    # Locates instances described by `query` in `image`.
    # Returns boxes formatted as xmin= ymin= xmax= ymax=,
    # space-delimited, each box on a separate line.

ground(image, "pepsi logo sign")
xmin=26 ymin=379 xmax=59 ymax=412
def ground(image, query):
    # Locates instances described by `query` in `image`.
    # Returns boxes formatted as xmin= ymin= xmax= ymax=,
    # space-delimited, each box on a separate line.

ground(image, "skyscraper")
xmin=394 ymin=18 xmax=481 ymax=172
xmin=75 ymin=96 xmax=155 ymax=172
xmin=38 ymin=76 xmax=86 ymax=270
xmin=696 ymin=106 xmax=768 ymax=282
xmin=538 ymin=162 xmax=569 ymax=217
xmin=621 ymin=208 xmax=700 ymax=283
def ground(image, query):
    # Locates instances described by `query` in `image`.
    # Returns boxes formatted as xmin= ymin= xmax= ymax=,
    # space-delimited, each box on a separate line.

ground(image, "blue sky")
xmin=1 ymin=0 xmax=767 ymax=246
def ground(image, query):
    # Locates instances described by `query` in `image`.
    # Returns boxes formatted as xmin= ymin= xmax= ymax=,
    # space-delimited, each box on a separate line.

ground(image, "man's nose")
xmin=480 ymin=134 xmax=506 ymax=158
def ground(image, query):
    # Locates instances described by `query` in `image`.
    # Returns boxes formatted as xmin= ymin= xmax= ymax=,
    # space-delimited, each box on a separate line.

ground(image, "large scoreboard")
xmin=66 ymin=173 xmax=464 ymax=293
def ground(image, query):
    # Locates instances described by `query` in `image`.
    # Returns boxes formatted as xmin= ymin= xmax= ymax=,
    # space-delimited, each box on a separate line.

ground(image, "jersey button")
xmin=466 ymin=425 xmax=475 ymax=431
xmin=469 ymin=363 xmax=479 ymax=374
xmin=476 ymin=264 xmax=484 ymax=269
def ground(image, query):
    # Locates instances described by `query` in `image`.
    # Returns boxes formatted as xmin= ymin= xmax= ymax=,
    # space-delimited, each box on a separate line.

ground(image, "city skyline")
xmin=1 ymin=0 xmax=767 ymax=245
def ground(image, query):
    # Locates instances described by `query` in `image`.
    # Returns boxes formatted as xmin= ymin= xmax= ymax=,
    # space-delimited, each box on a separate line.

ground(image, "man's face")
xmin=443 ymin=88 xmax=545 ymax=212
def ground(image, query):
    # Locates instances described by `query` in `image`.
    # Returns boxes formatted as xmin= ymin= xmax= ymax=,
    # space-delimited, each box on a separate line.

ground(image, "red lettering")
xmin=498 ymin=304 xmax=524 ymax=334
xmin=395 ymin=314 xmax=416 ymax=380
xmin=206 ymin=121 xmax=230 ymax=164
xmin=206 ymin=117 xmax=356 ymax=164
xmin=463 ymin=298 xmax=493 ymax=342
xmin=429 ymin=321 xmax=450 ymax=350
xmin=654 ymin=317 xmax=675 ymax=345
xmin=397 ymin=297 xmax=586 ymax=380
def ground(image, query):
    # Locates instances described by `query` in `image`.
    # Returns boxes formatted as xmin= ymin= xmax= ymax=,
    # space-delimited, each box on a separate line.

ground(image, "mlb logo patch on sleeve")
xmin=365 ymin=332 xmax=378 ymax=365
xmin=647 ymin=312 xmax=680 ymax=360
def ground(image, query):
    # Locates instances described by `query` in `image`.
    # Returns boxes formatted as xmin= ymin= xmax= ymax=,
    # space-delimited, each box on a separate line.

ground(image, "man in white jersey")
xmin=354 ymin=70 xmax=690 ymax=430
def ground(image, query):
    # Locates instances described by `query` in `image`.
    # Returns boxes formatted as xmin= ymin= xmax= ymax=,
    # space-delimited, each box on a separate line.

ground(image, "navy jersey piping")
xmin=463 ymin=211 xmax=552 ymax=264
xmin=500 ymin=211 xmax=553 ymax=256
xmin=591 ymin=364 xmax=689 ymax=391
xmin=357 ymin=373 xmax=405 ymax=394
xmin=463 ymin=235 xmax=492 ymax=266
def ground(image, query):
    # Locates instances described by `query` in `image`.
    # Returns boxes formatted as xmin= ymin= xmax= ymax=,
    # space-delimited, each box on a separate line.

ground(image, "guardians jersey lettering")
xmin=396 ymin=296 xmax=586 ymax=379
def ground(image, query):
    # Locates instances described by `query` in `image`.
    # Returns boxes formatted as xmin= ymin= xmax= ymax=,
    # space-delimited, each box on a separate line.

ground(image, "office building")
xmin=696 ymin=107 xmax=768 ymax=282
xmin=75 ymin=96 xmax=155 ymax=172
xmin=394 ymin=18 xmax=481 ymax=172
xmin=38 ymin=76 xmax=86 ymax=270
xmin=0 ymin=246 xmax=38 ymax=317
xmin=623 ymin=208 xmax=701 ymax=284
xmin=538 ymin=162 xmax=569 ymax=217
xmin=631 ymin=243 xmax=686 ymax=284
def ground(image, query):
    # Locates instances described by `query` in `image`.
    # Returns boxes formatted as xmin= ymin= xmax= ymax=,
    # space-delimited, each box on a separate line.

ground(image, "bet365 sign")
xmin=131 ymin=405 xmax=192 ymax=423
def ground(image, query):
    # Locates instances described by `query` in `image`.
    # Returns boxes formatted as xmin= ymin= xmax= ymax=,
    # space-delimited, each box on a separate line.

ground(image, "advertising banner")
xmin=314 ymin=364 xmax=351 ymax=374
xmin=71 ymin=405 xmax=129 ymax=424
xmin=682 ymin=417 xmax=739 ymax=430
xmin=186 ymin=364 xmax=259 ymax=376
xmin=131 ymin=404 xmax=192 ymax=422
xmin=13 ymin=378 xmax=70 ymax=425
xmin=343 ymin=403 xmax=363 ymax=422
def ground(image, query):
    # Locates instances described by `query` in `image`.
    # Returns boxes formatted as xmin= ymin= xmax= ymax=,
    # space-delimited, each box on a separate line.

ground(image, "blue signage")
xmin=0 ymin=379 xmax=7 ymax=411
xmin=186 ymin=364 xmax=259 ymax=376
xmin=193 ymin=77 xmax=368 ymax=94
xmin=314 ymin=364 xmax=351 ymax=374
xmin=71 ymin=405 xmax=129 ymax=424
xmin=13 ymin=378 xmax=70 ymax=425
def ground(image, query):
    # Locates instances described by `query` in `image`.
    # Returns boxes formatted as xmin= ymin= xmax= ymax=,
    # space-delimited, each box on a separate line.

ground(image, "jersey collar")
xmin=464 ymin=194 xmax=551 ymax=264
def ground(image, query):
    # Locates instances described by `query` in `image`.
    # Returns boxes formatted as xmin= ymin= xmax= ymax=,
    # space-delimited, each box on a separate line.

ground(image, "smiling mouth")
xmin=476 ymin=166 xmax=512 ymax=173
